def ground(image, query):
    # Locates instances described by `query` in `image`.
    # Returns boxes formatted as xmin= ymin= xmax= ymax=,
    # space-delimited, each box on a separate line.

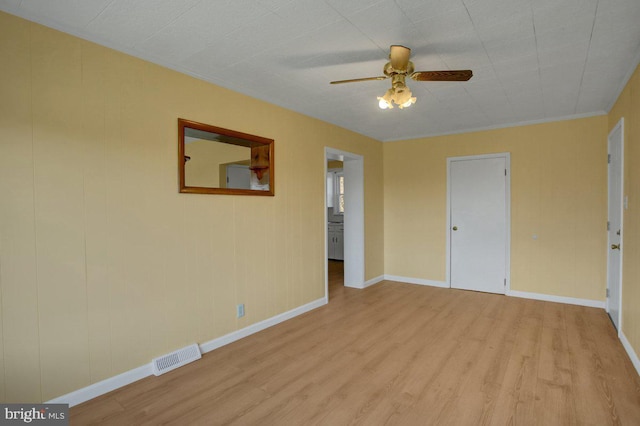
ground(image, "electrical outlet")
xmin=237 ymin=304 xmax=245 ymax=318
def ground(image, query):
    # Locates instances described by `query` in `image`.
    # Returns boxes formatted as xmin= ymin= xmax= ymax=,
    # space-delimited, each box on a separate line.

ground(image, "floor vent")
xmin=152 ymin=343 xmax=201 ymax=376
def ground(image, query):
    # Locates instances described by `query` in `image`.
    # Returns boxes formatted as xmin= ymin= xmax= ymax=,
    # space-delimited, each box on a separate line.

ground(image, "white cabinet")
xmin=328 ymin=223 xmax=344 ymax=260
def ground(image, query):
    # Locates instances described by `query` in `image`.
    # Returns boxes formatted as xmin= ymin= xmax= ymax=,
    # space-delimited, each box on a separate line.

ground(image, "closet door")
xmin=449 ymin=155 xmax=508 ymax=294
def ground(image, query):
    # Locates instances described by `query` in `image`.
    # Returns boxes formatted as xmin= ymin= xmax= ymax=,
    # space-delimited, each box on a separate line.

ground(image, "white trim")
xmin=362 ymin=275 xmax=384 ymax=288
xmin=384 ymin=275 xmax=449 ymax=288
xmin=46 ymin=364 xmax=152 ymax=407
xmin=325 ymin=148 xmax=365 ymax=292
xmin=383 ymin=277 xmax=606 ymax=308
xmin=343 ymin=155 xmax=365 ymax=288
xmin=199 ymin=297 xmax=327 ymax=353
xmin=324 ymin=159 xmax=329 ymax=299
xmin=446 ymin=153 xmax=511 ymax=294
xmin=506 ymin=289 xmax=605 ymax=308
xmin=620 ymin=331 xmax=640 ymax=378
xmin=382 ymin=111 xmax=607 ymax=142
xmin=46 ymin=297 xmax=327 ymax=407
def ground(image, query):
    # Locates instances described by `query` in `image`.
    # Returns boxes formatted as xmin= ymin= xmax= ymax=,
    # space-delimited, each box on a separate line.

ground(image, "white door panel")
xmin=226 ymin=164 xmax=251 ymax=189
xmin=450 ymin=156 xmax=508 ymax=294
xmin=607 ymin=119 xmax=624 ymax=331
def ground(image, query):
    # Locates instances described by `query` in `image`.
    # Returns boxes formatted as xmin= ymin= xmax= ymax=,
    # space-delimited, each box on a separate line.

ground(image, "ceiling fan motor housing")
xmin=391 ymin=74 xmax=407 ymax=89
xmin=384 ymin=61 xmax=415 ymax=77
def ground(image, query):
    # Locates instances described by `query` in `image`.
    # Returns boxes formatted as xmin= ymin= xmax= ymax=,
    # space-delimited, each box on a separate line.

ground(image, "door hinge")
xmin=504 ymin=278 xmax=507 ymax=287
xmin=505 ymin=169 xmax=507 ymax=176
xmin=606 ymin=288 xmax=610 ymax=298
xmin=608 ymin=154 xmax=611 ymax=164
xmin=607 ymin=221 xmax=610 ymax=231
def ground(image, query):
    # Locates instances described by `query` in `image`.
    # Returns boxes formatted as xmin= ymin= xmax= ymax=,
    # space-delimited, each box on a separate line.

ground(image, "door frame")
xmin=446 ymin=153 xmax=511 ymax=292
xmin=606 ymin=117 xmax=624 ymax=334
xmin=324 ymin=148 xmax=365 ymax=298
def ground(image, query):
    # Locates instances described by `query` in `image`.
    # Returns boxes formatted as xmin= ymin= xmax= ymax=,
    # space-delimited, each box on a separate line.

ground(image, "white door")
xmin=607 ymin=118 xmax=624 ymax=332
xmin=226 ymin=164 xmax=251 ymax=189
xmin=449 ymin=155 xmax=508 ymax=294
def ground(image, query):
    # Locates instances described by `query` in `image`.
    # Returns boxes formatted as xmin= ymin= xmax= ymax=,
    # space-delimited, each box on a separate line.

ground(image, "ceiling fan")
xmin=330 ymin=45 xmax=473 ymax=109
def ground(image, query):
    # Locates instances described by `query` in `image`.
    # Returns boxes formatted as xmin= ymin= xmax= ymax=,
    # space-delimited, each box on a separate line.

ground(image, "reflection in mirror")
xmin=178 ymin=119 xmax=274 ymax=195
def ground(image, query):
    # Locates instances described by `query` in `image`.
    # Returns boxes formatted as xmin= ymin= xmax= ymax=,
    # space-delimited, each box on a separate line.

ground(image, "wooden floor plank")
xmin=431 ymin=296 xmax=523 ymax=425
xmin=533 ymin=303 xmax=576 ymax=425
xmin=565 ymin=305 xmax=622 ymax=425
xmin=70 ymin=262 xmax=640 ymax=425
xmin=583 ymin=307 xmax=640 ymax=425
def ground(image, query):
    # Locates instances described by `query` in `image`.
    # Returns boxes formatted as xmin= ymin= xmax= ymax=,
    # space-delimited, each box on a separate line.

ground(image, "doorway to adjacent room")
xmin=325 ymin=148 xmax=364 ymax=299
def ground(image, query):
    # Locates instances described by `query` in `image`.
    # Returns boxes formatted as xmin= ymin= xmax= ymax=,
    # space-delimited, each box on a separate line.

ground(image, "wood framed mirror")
xmin=178 ymin=118 xmax=274 ymax=196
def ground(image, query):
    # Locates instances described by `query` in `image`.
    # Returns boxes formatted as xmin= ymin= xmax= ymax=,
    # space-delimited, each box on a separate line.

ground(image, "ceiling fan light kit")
xmin=377 ymin=87 xmax=416 ymax=109
xmin=331 ymin=45 xmax=472 ymax=111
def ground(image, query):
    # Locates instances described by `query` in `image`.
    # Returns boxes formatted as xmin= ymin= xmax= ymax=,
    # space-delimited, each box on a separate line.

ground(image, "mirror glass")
xmin=178 ymin=119 xmax=274 ymax=195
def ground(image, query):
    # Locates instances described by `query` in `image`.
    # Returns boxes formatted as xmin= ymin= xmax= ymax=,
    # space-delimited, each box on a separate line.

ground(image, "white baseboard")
xmin=506 ymin=289 xmax=605 ymax=308
xmin=199 ymin=297 xmax=327 ymax=353
xmin=361 ymin=275 xmax=384 ymax=288
xmin=46 ymin=364 xmax=152 ymax=407
xmin=47 ymin=296 xmax=327 ymax=407
xmin=382 ymin=277 xmax=606 ymax=309
xmin=345 ymin=276 xmax=383 ymax=289
xmin=384 ymin=275 xmax=449 ymax=288
xmin=620 ymin=331 xmax=640 ymax=377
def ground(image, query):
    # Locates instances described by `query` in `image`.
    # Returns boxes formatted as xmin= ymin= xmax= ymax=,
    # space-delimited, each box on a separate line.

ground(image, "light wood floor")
xmin=71 ymin=261 xmax=640 ymax=425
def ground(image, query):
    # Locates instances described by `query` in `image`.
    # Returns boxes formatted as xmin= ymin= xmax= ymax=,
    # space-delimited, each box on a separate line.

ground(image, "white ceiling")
xmin=2 ymin=0 xmax=640 ymax=141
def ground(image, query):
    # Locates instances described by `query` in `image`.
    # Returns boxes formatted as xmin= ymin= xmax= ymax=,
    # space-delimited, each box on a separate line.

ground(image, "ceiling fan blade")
xmin=389 ymin=45 xmax=411 ymax=71
xmin=330 ymin=76 xmax=388 ymax=84
xmin=410 ymin=70 xmax=473 ymax=81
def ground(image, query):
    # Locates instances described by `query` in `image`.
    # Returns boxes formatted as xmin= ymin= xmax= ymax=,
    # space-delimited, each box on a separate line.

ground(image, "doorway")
xmin=325 ymin=148 xmax=365 ymax=299
xmin=607 ymin=118 xmax=624 ymax=332
xmin=447 ymin=153 xmax=510 ymax=294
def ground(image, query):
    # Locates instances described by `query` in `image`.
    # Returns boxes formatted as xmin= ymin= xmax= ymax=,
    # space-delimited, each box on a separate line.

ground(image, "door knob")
xmin=611 ymin=244 xmax=620 ymax=250
xmin=452 ymin=226 xmax=458 ymax=231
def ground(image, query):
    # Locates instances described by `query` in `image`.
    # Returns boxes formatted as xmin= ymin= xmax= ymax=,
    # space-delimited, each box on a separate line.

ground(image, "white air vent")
xmin=152 ymin=343 xmax=201 ymax=376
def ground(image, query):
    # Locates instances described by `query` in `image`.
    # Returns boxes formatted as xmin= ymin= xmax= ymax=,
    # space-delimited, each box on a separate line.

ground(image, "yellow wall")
xmin=384 ymin=116 xmax=608 ymax=302
xmin=0 ymin=12 xmax=384 ymax=402
xmin=609 ymin=63 xmax=640 ymax=362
